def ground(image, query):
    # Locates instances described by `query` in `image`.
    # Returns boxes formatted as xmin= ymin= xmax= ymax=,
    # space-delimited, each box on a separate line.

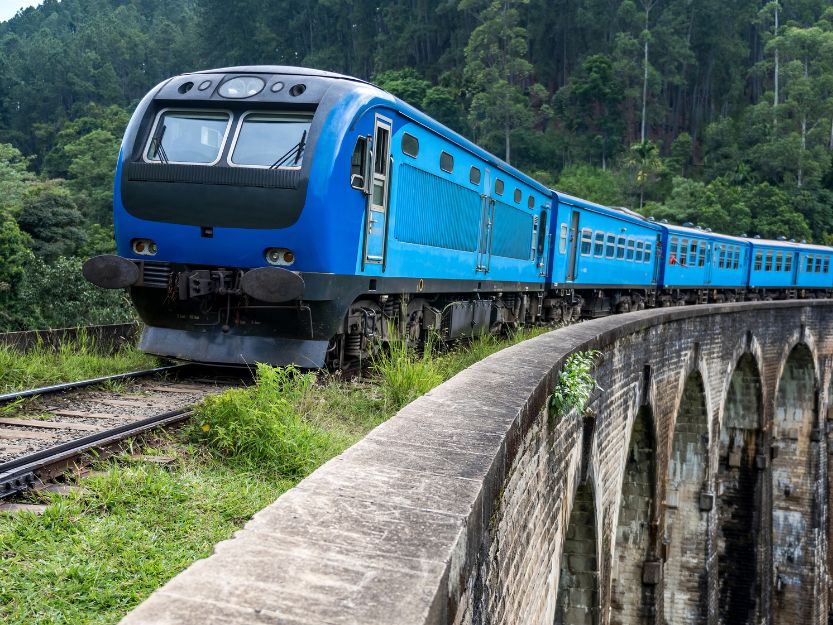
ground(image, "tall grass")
xmin=191 ymin=364 xmax=350 ymax=478
xmin=0 ymin=332 xmax=157 ymax=393
xmin=372 ymin=336 xmax=443 ymax=411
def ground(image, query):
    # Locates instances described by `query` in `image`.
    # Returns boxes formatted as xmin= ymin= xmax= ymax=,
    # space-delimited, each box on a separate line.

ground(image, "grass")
xmin=0 ymin=325 xmax=552 ymax=625
xmin=0 ymin=333 xmax=158 ymax=394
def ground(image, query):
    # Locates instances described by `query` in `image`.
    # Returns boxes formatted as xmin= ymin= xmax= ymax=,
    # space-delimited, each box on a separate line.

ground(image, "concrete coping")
xmin=118 ymin=300 xmax=830 ymax=625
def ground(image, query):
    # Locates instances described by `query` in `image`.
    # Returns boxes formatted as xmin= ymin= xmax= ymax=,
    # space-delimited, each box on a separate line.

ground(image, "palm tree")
xmin=624 ymin=140 xmax=663 ymax=209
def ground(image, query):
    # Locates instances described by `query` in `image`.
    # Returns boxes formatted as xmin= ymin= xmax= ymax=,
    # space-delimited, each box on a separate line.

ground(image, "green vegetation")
xmin=0 ymin=444 xmax=288 ymax=625
xmin=3 ymin=0 xmax=833 ymax=330
xmin=549 ymin=350 xmax=601 ymax=416
xmin=0 ymin=326 xmax=549 ymax=624
xmin=0 ymin=335 xmax=157 ymax=394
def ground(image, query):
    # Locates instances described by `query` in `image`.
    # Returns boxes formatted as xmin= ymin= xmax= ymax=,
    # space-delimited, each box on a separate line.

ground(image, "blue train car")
xmin=794 ymin=244 xmax=833 ymax=292
xmin=658 ymin=225 xmax=750 ymax=301
xmin=748 ymin=239 xmax=833 ymax=294
xmin=550 ymin=194 xmax=661 ymax=313
xmin=83 ymin=66 xmax=557 ymax=368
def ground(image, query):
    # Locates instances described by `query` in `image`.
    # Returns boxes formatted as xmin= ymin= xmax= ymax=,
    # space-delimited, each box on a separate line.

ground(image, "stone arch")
xmin=555 ymin=481 xmax=600 ymax=625
xmin=772 ymin=343 xmax=819 ymax=624
xmin=664 ymin=370 xmax=710 ymax=625
xmin=611 ymin=405 xmax=657 ymax=625
xmin=716 ymin=352 xmax=763 ymax=625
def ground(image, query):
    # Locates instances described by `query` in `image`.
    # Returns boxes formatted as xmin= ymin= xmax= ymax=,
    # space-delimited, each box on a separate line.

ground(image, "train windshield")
xmin=146 ymin=110 xmax=230 ymax=164
xmin=230 ymin=113 xmax=313 ymax=168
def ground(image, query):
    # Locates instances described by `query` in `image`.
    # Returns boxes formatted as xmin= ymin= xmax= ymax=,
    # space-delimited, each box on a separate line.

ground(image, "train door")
xmin=476 ymin=169 xmax=495 ymax=272
xmin=704 ymin=241 xmax=714 ymax=285
xmin=363 ymin=115 xmax=392 ymax=266
xmin=790 ymin=251 xmax=799 ymax=285
xmin=652 ymin=233 xmax=661 ymax=284
xmin=566 ymin=211 xmax=580 ymax=281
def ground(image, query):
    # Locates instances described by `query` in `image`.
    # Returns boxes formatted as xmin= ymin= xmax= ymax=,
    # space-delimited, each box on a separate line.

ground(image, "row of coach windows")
xmin=401 ymin=132 xmax=536 ymax=209
xmin=579 ymin=228 xmax=653 ymax=264
xmin=668 ymin=236 xmax=709 ymax=268
xmin=802 ymin=254 xmax=830 ymax=273
xmin=714 ymin=243 xmax=743 ymax=270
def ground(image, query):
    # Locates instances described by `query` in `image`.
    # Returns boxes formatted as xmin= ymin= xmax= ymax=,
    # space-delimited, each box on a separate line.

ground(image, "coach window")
xmin=765 ymin=251 xmax=773 ymax=271
xmin=580 ymin=229 xmax=593 ymax=255
xmin=514 ymin=188 xmax=522 ymax=203
xmin=626 ymin=238 xmax=635 ymax=261
xmin=824 ymin=257 xmax=830 ymax=273
xmin=528 ymin=196 xmax=535 ymax=209
xmin=775 ymin=252 xmax=783 ymax=271
xmin=495 ymin=179 xmax=504 ymax=195
xmin=785 ymin=253 xmax=793 ymax=273
xmin=680 ymin=238 xmax=689 ymax=266
xmin=669 ymin=236 xmax=679 ymax=264
xmin=402 ymin=133 xmax=419 ymax=158
xmin=606 ymin=234 xmax=616 ymax=258
xmin=805 ymin=255 xmax=812 ymax=272
xmin=470 ymin=166 xmax=481 ymax=185
xmin=440 ymin=151 xmax=454 ymax=173
xmin=559 ymin=224 xmax=568 ymax=254
xmin=617 ymin=236 xmax=626 ymax=259
xmin=816 ymin=256 xmax=823 ymax=273
xmin=146 ymin=110 xmax=231 ymax=165
xmin=697 ymin=243 xmax=706 ymax=267
xmin=644 ymin=242 xmax=652 ymax=264
xmin=635 ymin=241 xmax=644 ymax=262
xmin=690 ymin=239 xmax=698 ymax=264
xmin=594 ymin=232 xmax=605 ymax=257
xmin=733 ymin=247 xmax=740 ymax=269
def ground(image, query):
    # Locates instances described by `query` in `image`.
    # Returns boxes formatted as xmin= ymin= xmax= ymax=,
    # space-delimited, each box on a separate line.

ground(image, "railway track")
xmin=0 ymin=365 xmax=243 ymax=499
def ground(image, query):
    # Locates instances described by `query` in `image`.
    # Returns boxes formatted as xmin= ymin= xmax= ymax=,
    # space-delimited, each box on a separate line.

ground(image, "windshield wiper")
xmin=150 ymin=124 xmax=169 ymax=164
xmin=269 ymin=130 xmax=307 ymax=169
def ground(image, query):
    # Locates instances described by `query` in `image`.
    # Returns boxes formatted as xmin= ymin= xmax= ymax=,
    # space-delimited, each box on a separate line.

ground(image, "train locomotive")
xmin=83 ymin=66 xmax=833 ymax=368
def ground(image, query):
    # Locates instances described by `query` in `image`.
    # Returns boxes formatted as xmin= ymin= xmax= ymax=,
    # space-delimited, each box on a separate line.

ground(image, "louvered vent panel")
xmin=141 ymin=262 xmax=172 ymax=288
xmin=491 ymin=200 xmax=534 ymax=260
xmin=394 ymin=165 xmax=480 ymax=252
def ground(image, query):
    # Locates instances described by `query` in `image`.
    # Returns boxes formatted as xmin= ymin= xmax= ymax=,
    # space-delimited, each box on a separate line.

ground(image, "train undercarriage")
xmin=103 ymin=259 xmax=832 ymax=370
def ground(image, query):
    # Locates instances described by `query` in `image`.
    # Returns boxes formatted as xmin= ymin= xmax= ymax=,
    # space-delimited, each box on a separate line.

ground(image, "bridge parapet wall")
xmin=120 ymin=302 xmax=833 ymax=625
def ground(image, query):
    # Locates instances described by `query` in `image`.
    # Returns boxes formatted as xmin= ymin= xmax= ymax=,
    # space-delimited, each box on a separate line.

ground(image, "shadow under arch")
xmin=554 ymin=480 xmax=600 ymax=625
xmin=716 ymin=352 xmax=763 ymax=625
xmin=663 ymin=370 xmax=710 ymax=625
xmin=772 ymin=342 xmax=818 ymax=624
xmin=611 ymin=405 xmax=657 ymax=625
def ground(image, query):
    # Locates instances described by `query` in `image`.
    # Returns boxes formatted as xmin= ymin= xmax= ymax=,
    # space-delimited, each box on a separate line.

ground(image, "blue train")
xmin=83 ymin=66 xmax=833 ymax=368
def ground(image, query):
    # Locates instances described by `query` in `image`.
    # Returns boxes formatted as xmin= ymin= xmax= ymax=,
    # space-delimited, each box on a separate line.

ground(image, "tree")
xmin=462 ymin=0 xmax=548 ymax=164
xmin=623 ymin=140 xmax=664 ymax=209
xmin=16 ymin=181 xmax=87 ymax=260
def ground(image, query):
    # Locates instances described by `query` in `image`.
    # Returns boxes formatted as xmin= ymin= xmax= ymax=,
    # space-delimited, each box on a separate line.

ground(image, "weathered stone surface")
xmin=119 ymin=301 xmax=833 ymax=625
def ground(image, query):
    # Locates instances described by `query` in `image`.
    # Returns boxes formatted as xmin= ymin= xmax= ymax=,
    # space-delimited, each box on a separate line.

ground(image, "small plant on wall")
xmin=549 ymin=350 xmax=601 ymax=416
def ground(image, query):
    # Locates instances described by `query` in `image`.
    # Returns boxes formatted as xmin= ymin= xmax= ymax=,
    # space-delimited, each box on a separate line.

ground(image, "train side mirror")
xmin=350 ymin=174 xmax=365 ymax=190
xmin=349 ymin=135 xmax=372 ymax=194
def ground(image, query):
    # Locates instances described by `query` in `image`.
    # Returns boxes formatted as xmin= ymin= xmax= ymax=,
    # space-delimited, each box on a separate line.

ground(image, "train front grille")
xmin=140 ymin=261 xmax=173 ymax=288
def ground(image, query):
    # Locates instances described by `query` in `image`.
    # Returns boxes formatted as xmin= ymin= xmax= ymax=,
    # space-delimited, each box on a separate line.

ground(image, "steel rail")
xmin=0 ymin=406 xmax=194 ymax=497
xmin=0 ymin=363 xmax=191 ymax=404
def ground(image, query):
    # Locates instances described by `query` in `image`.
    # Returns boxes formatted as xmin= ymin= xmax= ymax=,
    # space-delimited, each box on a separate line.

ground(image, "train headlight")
xmin=132 ymin=239 xmax=157 ymax=256
xmin=265 ymin=248 xmax=295 ymax=266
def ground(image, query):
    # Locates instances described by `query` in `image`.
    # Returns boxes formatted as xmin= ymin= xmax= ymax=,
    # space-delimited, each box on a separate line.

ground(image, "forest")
xmin=0 ymin=0 xmax=832 ymax=330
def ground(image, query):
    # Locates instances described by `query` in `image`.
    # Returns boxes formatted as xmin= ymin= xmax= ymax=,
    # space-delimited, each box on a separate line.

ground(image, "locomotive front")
xmin=84 ymin=67 xmax=372 ymax=367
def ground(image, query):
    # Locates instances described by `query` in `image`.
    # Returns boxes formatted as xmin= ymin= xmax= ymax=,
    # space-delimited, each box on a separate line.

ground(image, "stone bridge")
xmin=121 ymin=301 xmax=833 ymax=625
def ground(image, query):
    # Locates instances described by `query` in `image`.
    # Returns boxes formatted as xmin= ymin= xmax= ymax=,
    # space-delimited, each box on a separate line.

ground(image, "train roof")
xmin=553 ymin=192 xmax=662 ymax=230
xmin=188 ymin=65 xmax=370 ymax=84
xmin=662 ymin=223 xmax=749 ymax=244
xmin=747 ymin=237 xmax=833 ymax=252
